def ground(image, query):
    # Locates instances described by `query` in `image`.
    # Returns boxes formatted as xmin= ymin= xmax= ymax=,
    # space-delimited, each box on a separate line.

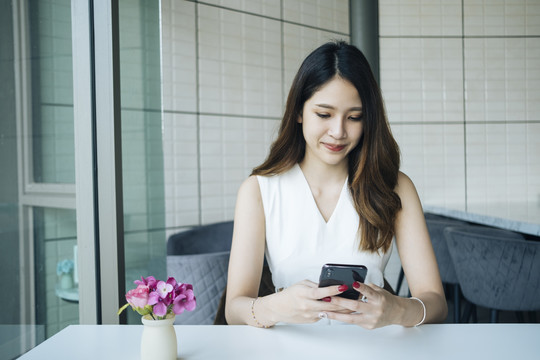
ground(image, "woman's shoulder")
xmin=236 ymin=176 xmax=264 ymax=212
xmin=395 ymin=171 xmax=422 ymax=205
xmin=396 ymin=171 xmax=413 ymax=187
xmin=239 ymin=175 xmax=261 ymax=195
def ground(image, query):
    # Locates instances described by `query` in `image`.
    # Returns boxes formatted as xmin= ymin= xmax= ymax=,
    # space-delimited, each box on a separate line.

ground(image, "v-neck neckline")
xmin=294 ymin=164 xmax=348 ymax=225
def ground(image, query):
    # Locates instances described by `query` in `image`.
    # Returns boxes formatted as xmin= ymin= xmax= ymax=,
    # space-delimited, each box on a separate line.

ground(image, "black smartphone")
xmin=318 ymin=263 xmax=367 ymax=300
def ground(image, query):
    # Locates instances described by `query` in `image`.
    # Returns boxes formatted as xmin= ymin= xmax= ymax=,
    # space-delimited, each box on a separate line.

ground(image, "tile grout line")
xmin=195 ymin=2 xmax=202 ymax=226
xmin=461 ymin=0 xmax=468 ymax=212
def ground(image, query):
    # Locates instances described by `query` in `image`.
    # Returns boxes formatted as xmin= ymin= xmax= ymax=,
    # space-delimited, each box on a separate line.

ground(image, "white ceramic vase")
xmin=140 ymin=314 xmax=177 ymax=360
xmin=59 ymin=273 xmax=74 ymax=289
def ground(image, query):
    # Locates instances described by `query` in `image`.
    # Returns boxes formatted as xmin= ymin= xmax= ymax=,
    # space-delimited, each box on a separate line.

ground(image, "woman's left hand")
xmin=321 ymin=281 xmax=401 ymax=329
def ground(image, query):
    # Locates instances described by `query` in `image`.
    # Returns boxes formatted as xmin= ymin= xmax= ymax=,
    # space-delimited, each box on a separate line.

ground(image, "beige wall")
xmin=379 ymin=0 xmax=540 ymax=220
xmin=160 ymin=0 xmax=350 ymax=227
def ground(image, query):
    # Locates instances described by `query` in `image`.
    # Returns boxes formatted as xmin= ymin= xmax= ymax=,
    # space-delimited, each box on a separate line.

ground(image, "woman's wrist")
xmin=250 ymin=297 xmax=273 ymax=328
xmin=250 ymin=296 xmax=276 ymax=328
xmin=409 ymin=297 xmax=426 ymax=326
xmin=394 ymin=295 xmax=426 ymax=327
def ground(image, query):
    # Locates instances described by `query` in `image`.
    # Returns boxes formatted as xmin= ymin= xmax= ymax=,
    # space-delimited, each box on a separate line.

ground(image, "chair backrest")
xmin=166 ymin=221 xmax=234 ymax=324
xmin=426 ymin=218 xmax=468 ymax=284
xmin=444 ymin=225 xmax=540 ymax=311
xmin=167 ymin=252 xmax=230 ymax=325
xmin=167 ymin=221 xmax=233 ymax=255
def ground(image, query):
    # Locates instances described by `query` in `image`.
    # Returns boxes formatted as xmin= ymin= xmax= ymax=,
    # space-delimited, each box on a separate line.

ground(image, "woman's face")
xmin=299 ymin=76 xmax=364 ymax=168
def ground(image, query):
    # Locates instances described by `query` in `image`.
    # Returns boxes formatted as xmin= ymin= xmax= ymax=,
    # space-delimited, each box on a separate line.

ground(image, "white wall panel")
xmin=380 ymin=0 xmax=540 ymax=220
xmin=161 ymin=0 xmax=349 ymax=227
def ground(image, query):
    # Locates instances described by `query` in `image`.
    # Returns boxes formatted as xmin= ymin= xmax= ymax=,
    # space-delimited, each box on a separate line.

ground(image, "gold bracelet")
xmin=410 ymin=297 xmax=426 ymax=326
xmin=251 ymin=297 xmax=271 ymax=328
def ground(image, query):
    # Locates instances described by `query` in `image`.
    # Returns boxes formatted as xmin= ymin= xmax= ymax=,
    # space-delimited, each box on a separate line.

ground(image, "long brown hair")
xmin=252 ymin=41 xmax=401 ymax=253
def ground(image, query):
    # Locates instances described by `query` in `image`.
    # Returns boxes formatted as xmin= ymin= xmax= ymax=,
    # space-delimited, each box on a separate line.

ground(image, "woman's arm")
xmin=225 ymin=176 xmax=352 ymax=326
xmin=392 ymin=171 xmax=448 ymax=324
xmin=225 ymin=175 xmax=270 ymax=326
xmin=321 ymin=172 xmax=448 ymax=328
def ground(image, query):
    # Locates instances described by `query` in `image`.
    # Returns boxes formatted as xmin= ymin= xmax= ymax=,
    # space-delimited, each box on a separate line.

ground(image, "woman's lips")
xmin=323 ymin=143 xmax=346 ymax=152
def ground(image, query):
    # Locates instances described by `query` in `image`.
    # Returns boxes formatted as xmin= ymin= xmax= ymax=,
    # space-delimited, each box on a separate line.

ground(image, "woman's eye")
xmin=349 ymin=114 xmax=363 ymax=121
xmin=316 ymin=113 xmax=330 ymax=119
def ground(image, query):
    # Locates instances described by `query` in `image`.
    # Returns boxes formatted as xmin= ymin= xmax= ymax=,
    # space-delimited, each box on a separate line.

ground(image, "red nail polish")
xmin=338 ymin=285 xmax=348 ymax=292
xmin=353 ymin=281 xmax=360 ymax=289
xmin=322 ymin=297 xmax=331 ymax=302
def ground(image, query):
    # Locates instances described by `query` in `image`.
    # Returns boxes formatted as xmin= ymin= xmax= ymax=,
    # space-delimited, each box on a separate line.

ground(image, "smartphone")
xmin=318 ymin=263 xmax=367 ymax=300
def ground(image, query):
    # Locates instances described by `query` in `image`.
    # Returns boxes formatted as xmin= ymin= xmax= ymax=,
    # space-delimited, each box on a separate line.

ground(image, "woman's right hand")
xmin=259 ymin=280 xmax=353 ymax=324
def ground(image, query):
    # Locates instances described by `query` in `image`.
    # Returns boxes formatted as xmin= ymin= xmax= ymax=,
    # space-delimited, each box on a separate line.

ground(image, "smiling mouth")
xmin=323 ymin=143 xmax=346 ymax=152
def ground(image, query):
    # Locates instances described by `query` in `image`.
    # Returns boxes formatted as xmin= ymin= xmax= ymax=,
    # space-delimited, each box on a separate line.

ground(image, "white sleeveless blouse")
xmin=257 ymin=164 xmax=392 ymax=292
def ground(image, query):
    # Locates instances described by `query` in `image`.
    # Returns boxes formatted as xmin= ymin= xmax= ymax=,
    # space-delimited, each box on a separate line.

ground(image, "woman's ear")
xmin=297 ymin=114 xmax=303 ymax=123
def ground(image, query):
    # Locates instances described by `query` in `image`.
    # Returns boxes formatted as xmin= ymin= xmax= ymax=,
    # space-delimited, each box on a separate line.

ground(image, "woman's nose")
xmin=328 ymin=117 xmax=346 ymax=139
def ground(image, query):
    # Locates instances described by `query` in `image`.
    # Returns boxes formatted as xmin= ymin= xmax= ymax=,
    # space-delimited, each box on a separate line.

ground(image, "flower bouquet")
xmin=119 ymin=276 xmax=197 ymax=360
xmin=118 ymin=276 xmax=196 ymax=320
xmin=57 ymin=259 xmax=75 ymax=289
xmin=56 ymin=259 xmax=74 ymax=276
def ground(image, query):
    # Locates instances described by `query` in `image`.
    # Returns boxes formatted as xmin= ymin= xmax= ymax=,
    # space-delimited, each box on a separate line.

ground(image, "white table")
xmin=18 ymin=323 xmax=540 ymax=359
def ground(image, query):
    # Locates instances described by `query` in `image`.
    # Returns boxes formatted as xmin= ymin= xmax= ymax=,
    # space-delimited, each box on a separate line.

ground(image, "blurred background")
xmin=1 ymin=0 xmax=538 ymax=358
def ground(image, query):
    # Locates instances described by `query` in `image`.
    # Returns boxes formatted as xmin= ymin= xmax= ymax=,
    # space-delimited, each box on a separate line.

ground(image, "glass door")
xmin=118 ymin=0 xmax=167 ymax=324
xmin=1 ymin=0 xmax=79 ymax=358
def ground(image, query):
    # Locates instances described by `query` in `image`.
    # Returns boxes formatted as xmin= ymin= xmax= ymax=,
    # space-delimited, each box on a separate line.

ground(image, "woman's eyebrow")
xmin=315 ymin=103 xmax=363 ymax=111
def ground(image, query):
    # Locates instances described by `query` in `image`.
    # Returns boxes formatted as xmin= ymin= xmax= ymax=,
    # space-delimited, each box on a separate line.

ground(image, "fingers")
xmin=298 ymin=280 xmax=318 ymax=287
xmin=314 ymin=284 xmax=350 ymax=300
xmin=322 ymin=282 xmax=396 ymax=329
xmin=296 ymin=279 xmax=362 ymax=300
xmin=326 ymin=282 xmax=383 ymax=313
xmin=352 ymin=282 xmax=383 ymax=302
xmin=294 ymin=280 xmax=350 ymax=300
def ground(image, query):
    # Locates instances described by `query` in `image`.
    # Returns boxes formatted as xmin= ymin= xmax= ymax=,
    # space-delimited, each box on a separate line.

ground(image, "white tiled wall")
xmin=162 ymin=112 xmax=200 ymax=227
xmin=463 ymin=0 xmax=540 ymax=36
xmin=282 ymin=0 xmax=349 ymax=34
xmin=161 ymin=0 xmax=349 ymax=228
xmin=380 ymin=38 xmax=463 ymax=123
xmin=197 ymin=5 xmax=282 ymax=117
xmin=202 ymin=0 xmax=281 ymax=18
xmin=160 ymin=0 xmax=197 ymax=113
xmin=465 ymin=38 xmax=540 ymax=122
xmin=391 ymin=123 xmax=466 ymax=208
xmin=36 ymin=0 xmax=75 ymax=184
xmin=379 ymin=0 xmax=462 ymax=37
xmin=380 ymin=0 xmax=540 ymax=218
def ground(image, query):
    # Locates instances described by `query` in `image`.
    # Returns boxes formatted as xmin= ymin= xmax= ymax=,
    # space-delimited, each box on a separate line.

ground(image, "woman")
xmin=225 ymin=41 xmax=447 ymax=328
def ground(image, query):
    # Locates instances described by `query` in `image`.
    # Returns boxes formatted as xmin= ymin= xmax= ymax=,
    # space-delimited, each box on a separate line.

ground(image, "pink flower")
xmin=134 ymin=276 xmax=157 ymax=290
xmin=126 ymin=284 xmax=149 ymax=309
xmin=116 ymin=284 xmax=152 ymax=316
xmin=172 ymin=284 xmax=196 ymax=314
xmin=150 ymin=299 xmax=168 ymax=317
xmin=148 ymin=281 xmax=174 ymax=317
xmin=156 ymin=281 xmax=174 ymax=299
xmin=118 ymin=276 xmax=197 ymax=319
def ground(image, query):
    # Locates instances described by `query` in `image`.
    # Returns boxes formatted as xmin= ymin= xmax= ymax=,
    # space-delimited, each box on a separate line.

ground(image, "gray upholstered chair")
xmin=395 ymin=213 xmax=467 ymax=322
xmin=166 ymin=221 xmax=233 ymax=325
xmin=395 ymin=213 xmax=447 ymax=295
xmin=425 ymin=218 xmax=468 ymax=322
xmin=444 ymin=225 xmax=537 ymax=323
